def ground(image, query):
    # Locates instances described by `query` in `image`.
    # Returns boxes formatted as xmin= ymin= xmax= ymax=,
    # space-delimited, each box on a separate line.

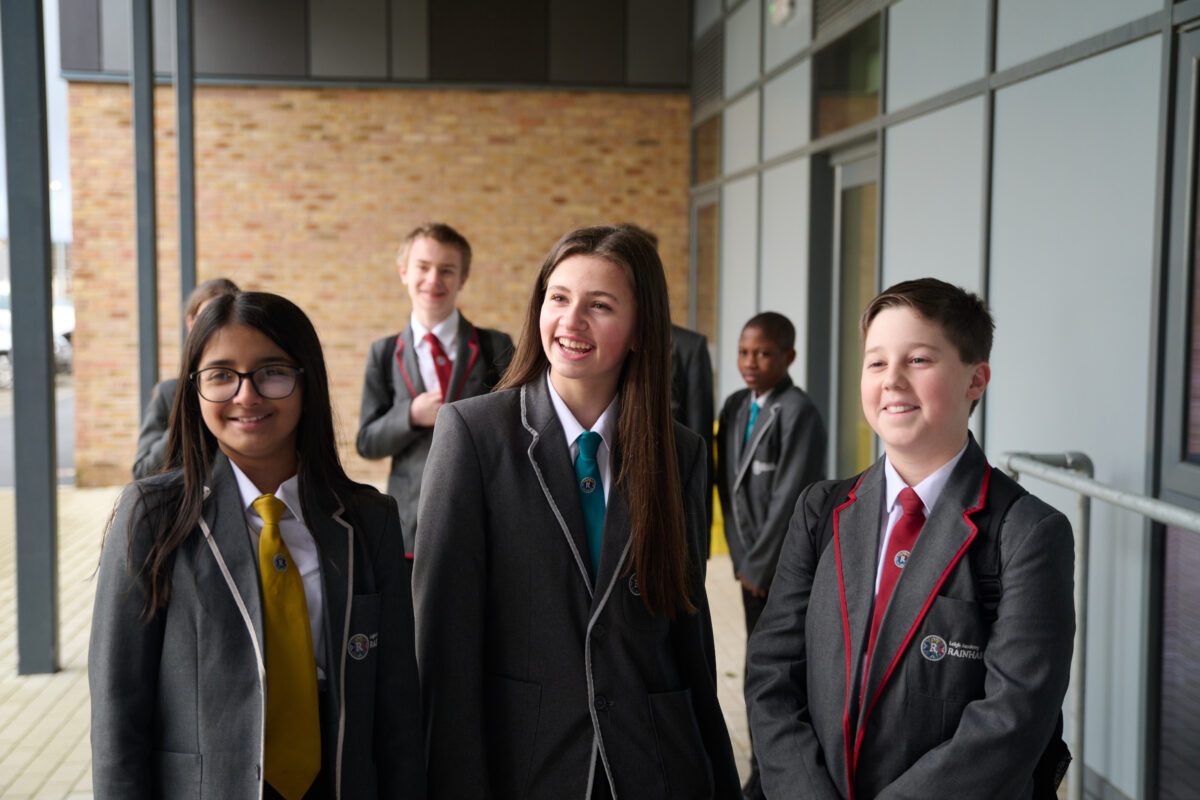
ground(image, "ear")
xmin=966 ymin=362 xmax=990 ymax=401
xmin=397 ymin=255 xmax=408 ymax=280
xmin=785 ymin=348 xmax=797 ymax=367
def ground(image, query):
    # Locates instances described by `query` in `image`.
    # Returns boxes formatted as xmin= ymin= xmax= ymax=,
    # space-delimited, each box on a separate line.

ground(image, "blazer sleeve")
xmin=877 ymin=502 xmax=1076 ymax=799
xmin=485 ymin=330 xmax=515 ymax=379
xmin=412 ymin=403 xmax=492 ymax=799
xmin=88 ymin=485 xmax=165 ymax=800
xmin=744 ymin=483 xmax=843 ymax=800
xmin=737 ymin=398 xmax=827 ymax=590
xmin=714 ymin=394 xmax=737 ymax=573
xmin=670 ymin=430 xmax=741 ymax=799
xmin=368 ymin=493 xmax=427 ymax=798
xmin=356 ymin=337 xmax=423 ymax=461
xmin=132 ymin=382 xmax=172 ymax=479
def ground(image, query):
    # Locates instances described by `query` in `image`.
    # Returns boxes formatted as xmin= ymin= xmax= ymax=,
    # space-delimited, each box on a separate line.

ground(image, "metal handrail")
xmin=998 ymin=452 xmax=1200 ymax=800
xmin=998 ymin=452 xmax=1092 ymax=800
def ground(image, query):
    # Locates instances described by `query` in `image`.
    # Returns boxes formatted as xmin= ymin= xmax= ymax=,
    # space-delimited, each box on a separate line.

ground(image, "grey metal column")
xmin=2 ymin=0 xmax=60 ymax=674
xmin=132 ymin=0 xmax=158 ymax=412
xmin=175 ymin=0 xmax=196 ymax=341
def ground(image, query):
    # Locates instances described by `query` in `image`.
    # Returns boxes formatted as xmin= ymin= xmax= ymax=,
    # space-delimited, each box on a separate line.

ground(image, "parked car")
xmin=0 ymin=294 xmax=75 ymax=388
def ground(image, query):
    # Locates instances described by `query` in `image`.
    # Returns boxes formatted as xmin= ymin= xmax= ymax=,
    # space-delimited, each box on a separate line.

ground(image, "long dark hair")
xmin=129 ymin=291 xmax=353 ymax=619
xmin=497 ymin=225 xmax=695 ymax=618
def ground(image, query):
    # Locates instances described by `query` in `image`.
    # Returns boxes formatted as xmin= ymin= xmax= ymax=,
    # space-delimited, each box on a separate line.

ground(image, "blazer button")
xmin=594 ymin=694 xmax=608 ymax=711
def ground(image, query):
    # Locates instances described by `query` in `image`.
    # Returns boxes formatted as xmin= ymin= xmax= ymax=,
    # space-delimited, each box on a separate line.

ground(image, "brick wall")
xmin=68 ymin=83 xmax=692 ymax=486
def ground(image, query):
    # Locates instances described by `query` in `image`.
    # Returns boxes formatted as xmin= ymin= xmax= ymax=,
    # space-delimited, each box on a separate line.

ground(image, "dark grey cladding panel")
xmin=391 ymin=0 xmax=429 ymax=80
xmin=98 ymin=0 xmax=174 ymax=73
xmin=310 ymin=0 xmax=388 ymax=79
xmin=59 ymin=0 xmax=101 ymax=72
xmin=627 ymin=0 xmax=690 ymax=87
xmin=429 ymin=0 xmax=549 ymax=83
xmin=548 ymin=0 xmax=624 ymax=85
xmin=195 ymin=0 xmax=306 ymax=78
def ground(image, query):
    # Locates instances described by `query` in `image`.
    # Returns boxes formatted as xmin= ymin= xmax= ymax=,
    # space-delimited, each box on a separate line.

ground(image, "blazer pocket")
xmin=905 ymin=594 xmax=988 ymax=705
xmin=484 ymin=673 xmax=542 ymax=798
xmin=154 ymin=750 xmax=202 ymax=800
xmin=647 ymin=689 xmax=715 ymax=799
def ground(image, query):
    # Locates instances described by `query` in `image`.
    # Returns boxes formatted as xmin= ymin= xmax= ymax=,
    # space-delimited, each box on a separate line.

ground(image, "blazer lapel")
xmin=447 ymin=315 xmax=480 ymax=401
xmin=312 ymin=495 xmax=352 ymax=679
xmin=858 ymin=440 xmax=989 ymax=727
xmin=397 ymin=325 xmax=425 ymax=396
xmin=591 ymin=487 xmax=632 ymax=615
xmin=520 ymin=381 xmax=595 ymax=593
xmin=202 ymin=454 xmax=266 ymax=650
xmin=833 ymin=461 xmax=885 ymax=697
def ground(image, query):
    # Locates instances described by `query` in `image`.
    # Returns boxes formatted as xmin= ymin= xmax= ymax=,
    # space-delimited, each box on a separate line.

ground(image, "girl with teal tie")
xmin=414 ymin=225 xmax=739 ymax=799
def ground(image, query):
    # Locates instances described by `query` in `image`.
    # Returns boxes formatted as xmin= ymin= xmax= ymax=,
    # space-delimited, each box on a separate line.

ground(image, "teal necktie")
xmin=575 ymin=431 xmax=606 ymax=582
xmin=745 ymin=400 xmax=760 ymax=443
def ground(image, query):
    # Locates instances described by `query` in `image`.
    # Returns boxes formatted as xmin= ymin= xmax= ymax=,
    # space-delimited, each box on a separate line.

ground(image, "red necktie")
xmin=866 ymin=487 xmax=925 ymax=661
xmin=423 ymin=332 xmax=453 ymax=397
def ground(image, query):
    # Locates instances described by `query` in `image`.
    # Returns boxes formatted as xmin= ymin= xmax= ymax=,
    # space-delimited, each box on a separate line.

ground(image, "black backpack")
xmin=812 ymin=468 xmax=1071 ymax=797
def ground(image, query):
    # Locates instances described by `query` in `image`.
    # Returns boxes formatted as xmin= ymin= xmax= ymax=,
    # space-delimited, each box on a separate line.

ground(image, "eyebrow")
xmin=200 ymin=356 xmax=294 ymax=368
xmin=546 ymin=284 xmax=623 ymax=303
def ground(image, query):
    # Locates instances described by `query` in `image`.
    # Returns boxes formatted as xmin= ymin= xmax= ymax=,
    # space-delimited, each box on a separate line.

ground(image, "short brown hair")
xmin=860 ymin=278 xmax=993 ymax=365
xmin=398 ymin=222 xmax=473 ymax=279
xmin=183 ymin=278 xmax=239 ymax=321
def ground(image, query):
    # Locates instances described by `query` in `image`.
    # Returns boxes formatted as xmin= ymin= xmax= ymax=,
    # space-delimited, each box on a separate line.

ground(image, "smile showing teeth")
xmin=885 ymin=404 xmax=916 ymax=413
xmin=232 ymin=413 xmax=270 ymax=423
xmin=557 ymin=338 xmax=592 ymax=353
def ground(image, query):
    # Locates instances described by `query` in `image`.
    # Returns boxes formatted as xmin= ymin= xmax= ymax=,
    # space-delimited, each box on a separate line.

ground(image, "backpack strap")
xmin=379 ymin=334 xmax=399 ymax=399
xmin=968 ymin=466 xmax=1028 ymax=626
xmin=811 ymin=472 xmax=865 ymax=559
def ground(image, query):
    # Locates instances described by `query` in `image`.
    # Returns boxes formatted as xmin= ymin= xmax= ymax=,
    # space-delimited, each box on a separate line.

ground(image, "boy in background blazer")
xmin=745 ymin=279 xmax=1074 ymax=798
xmin=715 ymin=311 xmax=825 ymax=799
xmin=357 ymin=222 xmax=513 ymax=561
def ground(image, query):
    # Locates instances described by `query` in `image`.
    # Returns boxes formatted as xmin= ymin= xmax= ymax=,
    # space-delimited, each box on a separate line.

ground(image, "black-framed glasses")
xmin=189 ymin=364 xmax=304 ymax=402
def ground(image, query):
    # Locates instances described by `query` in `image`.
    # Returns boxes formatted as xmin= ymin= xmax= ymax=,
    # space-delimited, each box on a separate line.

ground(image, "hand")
xmin=737 ymin=572 xmax=768 ymax=599
xmin=409 ymin=391 xmax=445 ymax=427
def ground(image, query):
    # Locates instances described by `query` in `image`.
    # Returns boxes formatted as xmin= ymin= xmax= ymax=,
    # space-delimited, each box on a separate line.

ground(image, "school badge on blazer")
xmin=348 ymin=632 xmax=379 ymax=661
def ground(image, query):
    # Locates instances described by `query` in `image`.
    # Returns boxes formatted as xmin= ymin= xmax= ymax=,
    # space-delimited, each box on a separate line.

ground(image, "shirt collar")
xmin=410 ymin=309 xmax=460 ymax=350
xmin=883 ymin=439 xmax=969 ymax=517
xmin=228 ymin=458 xmax=304 ymax=525
xmin=545 ymin=370 xmax=618 ymax=452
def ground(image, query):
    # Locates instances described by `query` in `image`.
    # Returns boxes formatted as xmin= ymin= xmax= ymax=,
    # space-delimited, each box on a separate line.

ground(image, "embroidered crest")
xmin=893 ymin=549 xmax=911 ymax=569
xmin=628 ymin=573 xmax=641 ymax=596
xmin=580 ymin=476 xmax=597 ymax=494
xmin=272 ymin=553 xmax=288 ymax=572
xmin=920 ymin=634 xmax=948 ymax=662
xmin=348 ymin=633 xmax=378 ymax=661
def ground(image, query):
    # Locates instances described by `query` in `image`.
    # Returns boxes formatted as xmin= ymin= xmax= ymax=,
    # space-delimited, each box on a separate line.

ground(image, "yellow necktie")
xmin=254 ymin=493 xmax=321 ymax=799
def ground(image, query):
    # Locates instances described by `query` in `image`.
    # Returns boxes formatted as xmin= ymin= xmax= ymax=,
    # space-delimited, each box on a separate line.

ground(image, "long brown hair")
xmin=497 ymin=225 xmax=695 ymax=618
xmin=126 ymin=292 xmax=355 ymax=620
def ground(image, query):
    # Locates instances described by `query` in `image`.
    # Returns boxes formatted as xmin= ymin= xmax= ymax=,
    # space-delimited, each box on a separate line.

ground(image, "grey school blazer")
xmin=745 ymin=437 xmax=1075 ymax=799
xmin=716 ymin=377 xmax=826 ymax=590
xmin=356 ymin=313 xmax=513 ymax=555
xmin=413 ymin=380 xmax=740 ymax=800
xmin=89 ymin=454 xmax=425 ymax=800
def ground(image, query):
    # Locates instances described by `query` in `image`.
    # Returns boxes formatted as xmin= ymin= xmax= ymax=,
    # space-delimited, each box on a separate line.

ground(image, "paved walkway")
xmin=0 ymin=486 xmax=753 ymax=798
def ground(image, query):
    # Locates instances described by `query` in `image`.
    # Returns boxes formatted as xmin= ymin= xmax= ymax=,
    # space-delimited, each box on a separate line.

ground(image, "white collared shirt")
xmin=875 ymin=441 xmax=969 ymax=594
xmin=229 ymin=461 xmax=326 ymax=678
xmin=410 ymin=309 xmax=460 ymax=396
xmin=546 ymin=371 xmax=618 ymax=503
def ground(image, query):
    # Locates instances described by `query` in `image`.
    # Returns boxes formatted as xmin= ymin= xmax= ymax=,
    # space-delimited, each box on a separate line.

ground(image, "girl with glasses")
xmin=90 ymin=291 xmax=424 ymax=799
xmin=414 ymin=226 xmax=739 ymax=799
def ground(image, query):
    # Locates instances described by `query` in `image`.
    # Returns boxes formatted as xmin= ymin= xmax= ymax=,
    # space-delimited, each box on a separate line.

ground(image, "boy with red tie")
xmin=746 ymin=278 xmax=1074 ymax=798
xmin=357 ymin=223 xmax=513 ymax=562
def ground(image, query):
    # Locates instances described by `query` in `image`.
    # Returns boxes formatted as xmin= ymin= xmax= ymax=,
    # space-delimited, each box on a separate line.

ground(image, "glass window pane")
xmin=693 ymin=115 xmax=722 ymax=185
xmin=695 ymin=202 xmax=720 ymax=351
xmin=764 ymin=0 xmax=812 ymax=73
xmin=837 ymin=180 xmax=877 ymax=477
xmin=996 ymin=0 xmax=1160 ymax=71
xmin=814 ymin=15 xmax=880 ymax=139
xmin=1159 ymin=526 xmax=1200 ymax=795
xmin=1189 ymin=216 xmax=1200 ymax=459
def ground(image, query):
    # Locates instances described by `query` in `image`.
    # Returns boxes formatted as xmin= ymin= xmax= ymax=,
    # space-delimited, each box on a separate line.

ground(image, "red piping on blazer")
xmin=840 ymin=465 xmax=992 ymax=799
xmin=393 ymin=324 xmax=481 ymax=401
xmin=833 ymin=473 xmax=869 ymax=798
